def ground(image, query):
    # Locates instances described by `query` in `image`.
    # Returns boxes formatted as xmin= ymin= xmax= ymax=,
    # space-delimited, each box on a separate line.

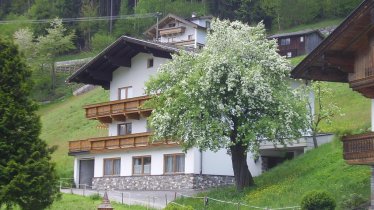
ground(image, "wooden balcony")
xmin=159 ymin=26 xmax=186 ymax=36
xmin=349 ymin=75 xmax=374 ymax=98
xmin=68 ymin=132 xmax=177 ymax=155
xmin=84 ymin=95 xmax=152 ymax=123
xmin=342 ymin=132 xmax=374 ymax=164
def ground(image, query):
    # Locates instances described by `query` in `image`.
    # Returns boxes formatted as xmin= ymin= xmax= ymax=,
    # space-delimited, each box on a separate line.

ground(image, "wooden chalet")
xmin=292 ymin=0 xmax=374 ymax=166
xmin=268 ymin=30 xmax=324 ymax=58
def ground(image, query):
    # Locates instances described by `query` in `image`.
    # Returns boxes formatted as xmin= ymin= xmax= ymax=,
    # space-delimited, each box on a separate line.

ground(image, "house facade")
xmin=66 ymin=19 xmax=332 ymax=191
xmin=144 ymin=13 xmax=211 ymax=50
xmin=268 ymin=30 xmax=324 ymax=58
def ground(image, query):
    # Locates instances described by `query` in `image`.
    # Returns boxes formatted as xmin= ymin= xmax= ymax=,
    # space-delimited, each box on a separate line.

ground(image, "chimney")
xmin=191 ymin=12 xmax=197 ymax=18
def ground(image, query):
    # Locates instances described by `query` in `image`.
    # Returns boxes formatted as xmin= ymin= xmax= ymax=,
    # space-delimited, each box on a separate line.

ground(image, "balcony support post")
xmin=371 ymin=99 xmax=374 ymax=132
xmin=371 ymin=166 xmax=374 ymax=209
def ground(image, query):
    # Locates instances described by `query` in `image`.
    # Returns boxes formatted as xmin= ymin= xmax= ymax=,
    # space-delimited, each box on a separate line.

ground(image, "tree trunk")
xmin=312 ymin=131 xmax=318 ymax=148
xmin=230 ymin=143 xmax=254 ymax=191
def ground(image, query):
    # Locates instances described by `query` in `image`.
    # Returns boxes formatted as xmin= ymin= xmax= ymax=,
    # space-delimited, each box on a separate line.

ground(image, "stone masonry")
xmin=92 ymin=174 xmax=235 ymax=191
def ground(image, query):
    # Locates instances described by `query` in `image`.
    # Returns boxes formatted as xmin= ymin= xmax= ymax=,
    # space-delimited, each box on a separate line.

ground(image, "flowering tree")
xmin=145 ymin=19 xmax=308 ymax=190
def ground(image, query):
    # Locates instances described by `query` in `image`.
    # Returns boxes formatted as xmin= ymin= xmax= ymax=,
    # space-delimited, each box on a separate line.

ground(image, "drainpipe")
xmin=200 ymin=149 xmax=203 ymax=175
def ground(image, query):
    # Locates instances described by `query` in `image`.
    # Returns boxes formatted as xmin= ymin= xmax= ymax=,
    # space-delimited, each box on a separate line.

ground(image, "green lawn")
xmin=171 ymin=139 xmax=370 ymax=209
xmin=271 ymin=18 xmax=343 ymax=34
xmin=1 ymin=194 xmax=149 ymax=210
xmin=38 ymin=87 xmax=108 ymax=178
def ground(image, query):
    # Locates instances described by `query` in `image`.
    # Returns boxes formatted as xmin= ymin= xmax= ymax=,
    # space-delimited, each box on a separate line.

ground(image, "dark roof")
xmin=291 ymin=0 xmax=373 ymax=82
xmin=144 ymin=13 xmax=205 ymax=38
xmin=66 ymin=36 xmax=178 ymax=89
xmin=268 ymin=29 xmax=324 ymax=39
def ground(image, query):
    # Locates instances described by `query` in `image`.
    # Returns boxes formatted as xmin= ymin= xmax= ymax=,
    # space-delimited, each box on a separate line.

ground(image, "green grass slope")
xmin=38 ymin=87 xmax=108 ymax=178
xmin=173 ymin=140 xmax=370 ymax=209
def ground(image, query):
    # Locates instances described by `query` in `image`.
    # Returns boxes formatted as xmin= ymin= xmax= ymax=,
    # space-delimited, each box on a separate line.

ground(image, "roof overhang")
xmin=66 ymin=36 xmax=178 ymax=89
xmin=291 ymin=0 xmax=374 ymax=82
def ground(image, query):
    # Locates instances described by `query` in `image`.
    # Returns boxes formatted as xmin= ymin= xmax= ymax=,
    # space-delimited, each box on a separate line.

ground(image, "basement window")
xmin=147 ymin=58 xmax=154 ymax=68
xmin=287 ymin=52 xmax=292 ymax=58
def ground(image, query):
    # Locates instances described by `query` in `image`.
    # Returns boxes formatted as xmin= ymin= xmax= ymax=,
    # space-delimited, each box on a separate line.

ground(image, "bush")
xmin=91 ymin=33 xmax=115 ymax=52
xmin=88 ymin=193 xmax=101 ymax=201
xmin=164 ymin=203 xmax=194 ymax=210
xmin=340 ymin=193 xmax=369 ymax=210
xmin=301 ymin=191 xmax=336 ymax=210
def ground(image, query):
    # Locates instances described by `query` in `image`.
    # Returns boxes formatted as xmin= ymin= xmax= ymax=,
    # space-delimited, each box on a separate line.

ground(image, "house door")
xmin=79 ymin=159 xmax=94 ymax=189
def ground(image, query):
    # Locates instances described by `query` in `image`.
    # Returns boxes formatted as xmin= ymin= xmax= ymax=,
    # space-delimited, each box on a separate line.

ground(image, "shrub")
xmin=91 ymin=33 xmax=115 ymax=52
xmin=340 ymin=193 xmax=369 ymax=210
xmin=89 ymin=193 xmax=101 ymax=201
xmin=164 ymin=203 xmax=194 ymax=210
xmin=301 ymin=191 xmax=336 ymax=210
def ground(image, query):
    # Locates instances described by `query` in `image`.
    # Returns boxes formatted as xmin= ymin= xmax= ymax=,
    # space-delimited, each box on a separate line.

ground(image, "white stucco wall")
xmin=201 ymin=149 xmax=263 ymax=177
xmin=109 ymin=53 xmax=168 ymax=101
xmin=108 ymin=118 xmax=147 ymax=136
xmin=73 ymin=146 xmax=195 ymax=181
xmin=159 ymin=22 xmax=196 ymax=44
xmin=196 ymin=28 xmax=207 ymax=45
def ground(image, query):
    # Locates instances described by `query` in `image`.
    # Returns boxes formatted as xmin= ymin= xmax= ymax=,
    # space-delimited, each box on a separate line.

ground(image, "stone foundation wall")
xmin=92 ymin=174 xmax=235 ymax=190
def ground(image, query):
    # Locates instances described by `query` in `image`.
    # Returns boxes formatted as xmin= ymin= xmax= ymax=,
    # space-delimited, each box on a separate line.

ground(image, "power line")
xmin=0 ymin=13 xmax=158 ymax=24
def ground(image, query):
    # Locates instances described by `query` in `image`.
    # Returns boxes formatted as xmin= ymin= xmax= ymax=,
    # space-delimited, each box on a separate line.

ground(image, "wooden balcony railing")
xmin=68 ymin=132 xmax=176 ymax=155
xmin=83 ymin=95 xmax=152 ymax=123
xmin=159 ymin=26 xmax=186 ymax=36
xmin=342 ymin=132 xmax=374 ymax=164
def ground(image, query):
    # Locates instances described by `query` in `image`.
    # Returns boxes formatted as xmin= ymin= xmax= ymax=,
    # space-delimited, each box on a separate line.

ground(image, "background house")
xmin=268 ymin=30 xmax=324 ymax=58
xmin=144 ymin=13 xmax=212 ymax=50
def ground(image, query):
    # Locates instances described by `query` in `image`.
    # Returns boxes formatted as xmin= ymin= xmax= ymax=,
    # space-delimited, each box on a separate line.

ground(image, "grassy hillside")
xmin=172 ymin=140 xmax=370 ymax=209
xmin=38 ymin=87 xmax=108 ymax=178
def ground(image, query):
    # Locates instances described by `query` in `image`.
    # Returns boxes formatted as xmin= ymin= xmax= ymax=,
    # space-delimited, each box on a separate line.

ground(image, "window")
xmin=280 ymin=38 xmax=290 ymax=46
xmin=300 ymin=36 xmax=304 ymax=42
xmin=118 ymin=86 xmax=132 ymax=100
xmin=168 ymin=23 xmax=176 ymax=28
xmin=104 ymin=158 xmax=121 ymax=176
xmin=118 ymin=123 xmax=132 ymax=135
xmin=188 ymin=34 xmax=193 ymax=40
xmin=147 ymin=58 xmax=154 ymax=68
xmin=287 ymin=52 xmax=292 ymax=58
xmin=164 ymin=154 xmax=185 ymax=174
xmin=133 ymin=156 xmax=151 ymax=175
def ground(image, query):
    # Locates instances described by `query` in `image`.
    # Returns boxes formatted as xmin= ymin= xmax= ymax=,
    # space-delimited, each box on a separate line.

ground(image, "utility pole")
xmin=109 ymin=0 xmax=113 ymax=34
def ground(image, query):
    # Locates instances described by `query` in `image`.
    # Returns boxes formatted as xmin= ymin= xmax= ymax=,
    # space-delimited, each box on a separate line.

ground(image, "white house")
xmin=66 ymin=19 xmax=332 ymax=190
xmin=144 ymin=13 xmax=212 ymax=50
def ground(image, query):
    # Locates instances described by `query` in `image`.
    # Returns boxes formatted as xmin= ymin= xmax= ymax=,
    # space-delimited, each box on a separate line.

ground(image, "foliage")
xmin=14 ymin=18 xmax=76 ymax=101
xmin=164 ymin=203 xmax=194 ymax=210
xmin=88 ymin=193 xmax=101 ymax=201
xmin=78 ymin=0 xmax=99 ymax=50
xmin=300 ymin=191 xmax=336 ymax=210
xmin=308 ymin=81 xmax=342 ymax=147
xmin=340 ymin=193 xmax=369 ymax=210
xmin=0 ymin=38 xmax=60 ymax=210
xmin=91 ymin=33 xmax=116 ymax=52
xmin=145 ymin=19 xmax=308 ymax=190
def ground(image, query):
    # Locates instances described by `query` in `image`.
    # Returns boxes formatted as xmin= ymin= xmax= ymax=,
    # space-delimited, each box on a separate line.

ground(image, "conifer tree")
xmin=0 ymin=38 xmax=60 ymax=210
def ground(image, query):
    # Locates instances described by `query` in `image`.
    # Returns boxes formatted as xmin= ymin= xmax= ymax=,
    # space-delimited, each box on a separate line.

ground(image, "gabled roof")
xmin=144 ymin=13 xmax=205 ymax=37
xmin=268 ymin=29 xmax=324 ymax=39
xmin=291 ymin=0 xmax=373 ymax=82
xmin=66 ymin=36 xmax=178 ymax=89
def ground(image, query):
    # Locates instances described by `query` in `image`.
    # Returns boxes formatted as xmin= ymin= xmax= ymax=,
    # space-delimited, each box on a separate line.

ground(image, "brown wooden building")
xmin=292 ymin=0 xmax=374 ymax=207
xmin=268 ymin=30 xmax=324 ymax=58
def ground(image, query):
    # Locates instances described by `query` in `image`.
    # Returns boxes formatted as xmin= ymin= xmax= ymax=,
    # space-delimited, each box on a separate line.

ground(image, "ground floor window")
xmin=164 ymin=153 xmax=185 ymax=174
xmin=133 ymin=156 xmax=151 ymax=175
xmin=103 ymin=158 xmax=121 ymax=176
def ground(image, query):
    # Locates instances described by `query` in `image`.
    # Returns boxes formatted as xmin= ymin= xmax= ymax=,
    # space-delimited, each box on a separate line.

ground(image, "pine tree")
xmin=0 ymin=38 xmax=60 ymax=210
